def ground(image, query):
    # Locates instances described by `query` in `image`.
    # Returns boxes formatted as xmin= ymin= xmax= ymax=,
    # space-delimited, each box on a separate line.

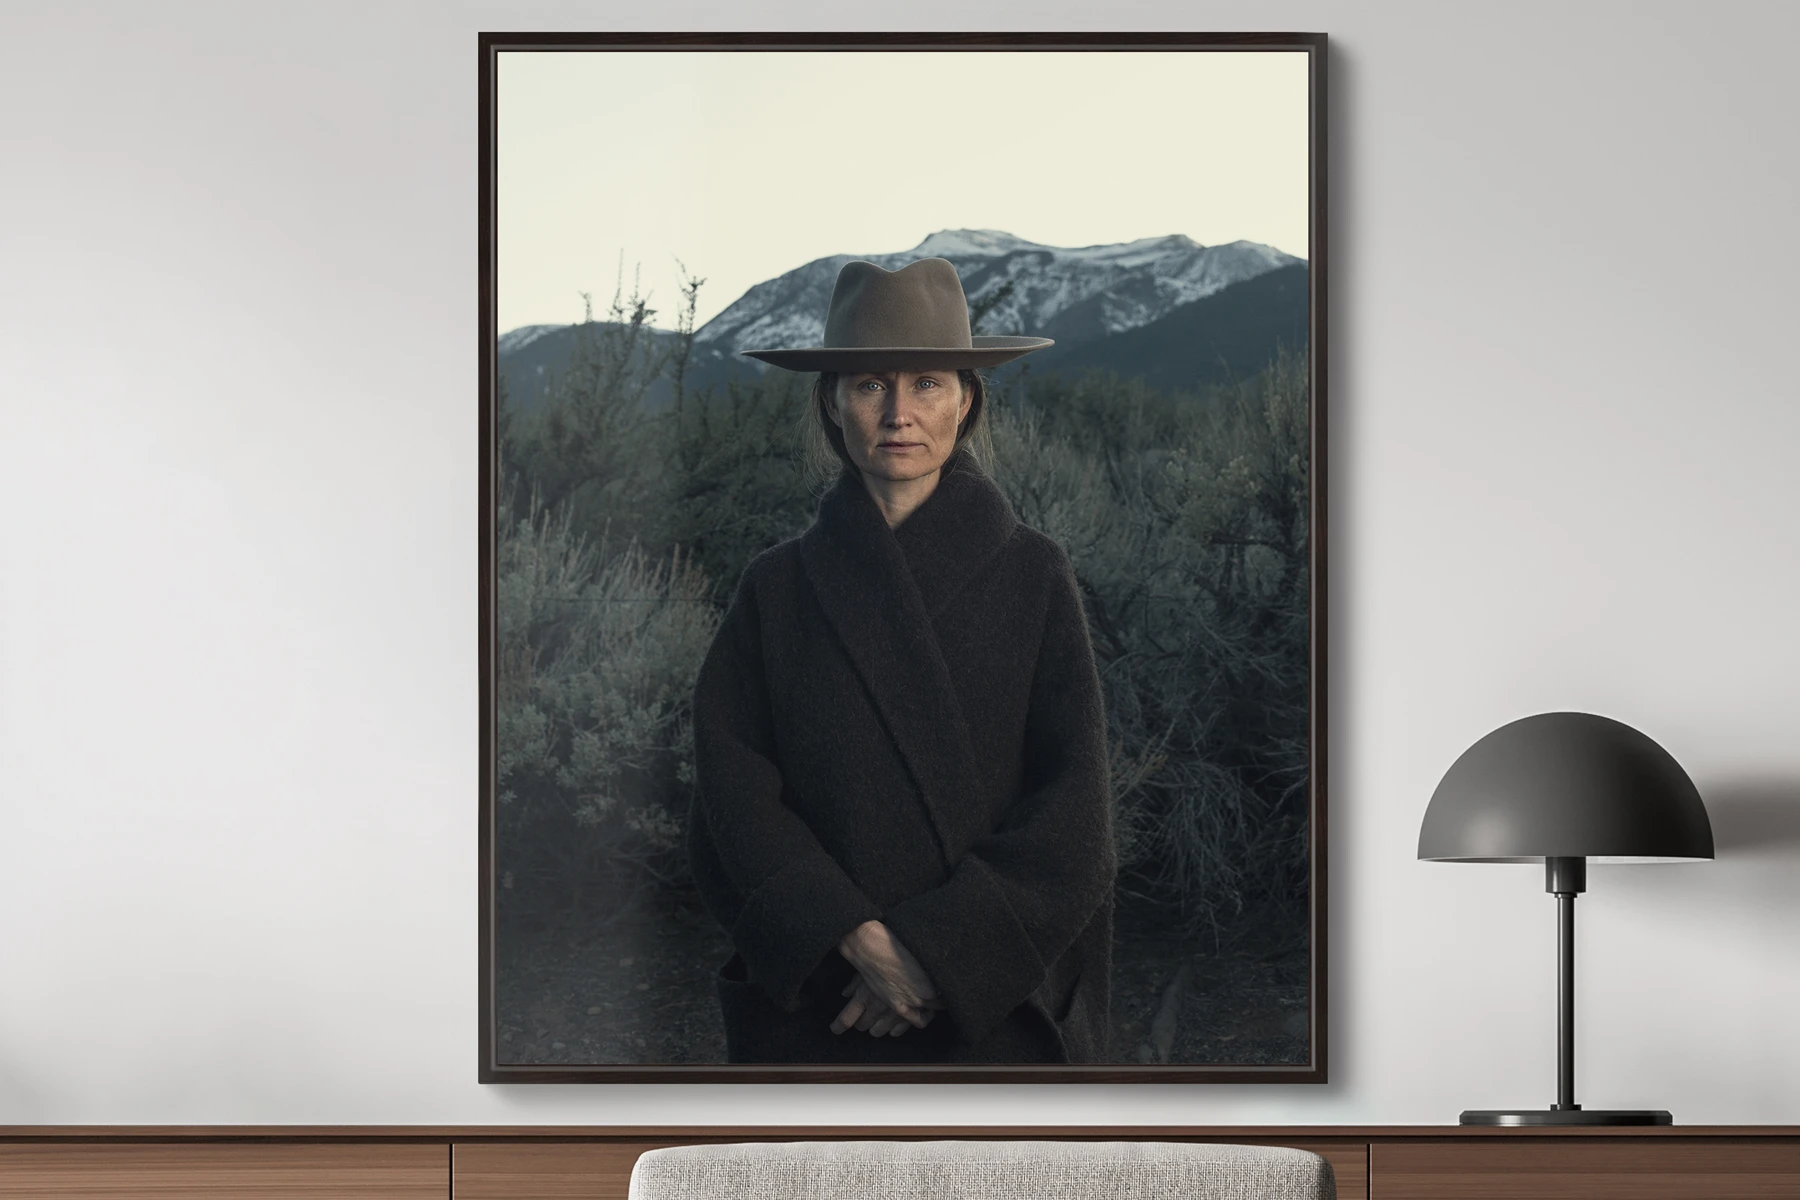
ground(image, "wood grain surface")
xmin=5 ymin=1126 xmax=1800 ymax=1200
xmin=0 ymin=1143 xmax=446 ymax=1198
xmin=450 ymin=1137 xmax=1370 ymax=1200
xmin=1371 ymin=1139 xmax=1800 ymax=1199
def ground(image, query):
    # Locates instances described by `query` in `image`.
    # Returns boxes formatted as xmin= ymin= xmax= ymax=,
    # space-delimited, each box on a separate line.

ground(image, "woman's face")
xmin=830 ymin=369 xmax=971 ymax=483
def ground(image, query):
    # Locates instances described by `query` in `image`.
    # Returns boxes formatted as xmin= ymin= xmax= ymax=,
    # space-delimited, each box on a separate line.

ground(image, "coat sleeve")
xmin=879 ymin=541 xmax=1116 ymax=1046
xmin=687 ymin=565 xmax=885 ymax=1014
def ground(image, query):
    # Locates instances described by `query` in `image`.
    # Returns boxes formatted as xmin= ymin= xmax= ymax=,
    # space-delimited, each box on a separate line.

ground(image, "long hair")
xmin=799 ymin=369 xmax=994 ymax=489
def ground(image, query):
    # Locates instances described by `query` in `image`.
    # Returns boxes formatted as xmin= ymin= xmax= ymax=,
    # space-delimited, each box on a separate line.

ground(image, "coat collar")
xmin=890 ymin=449 xmax=1020 ymax=617
xmin=797 ymin=449 xmax=1018 ymax=862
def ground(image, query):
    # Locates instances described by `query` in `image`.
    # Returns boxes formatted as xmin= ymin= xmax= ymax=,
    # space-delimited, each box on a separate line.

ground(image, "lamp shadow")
xmin=1595 ymin=777 xmax=1800 ymax=908
xmin=1700 ymin=781 xmax=1800 ymax=857
xmin=1584 ymin=777 xmax=1800 ymax=1113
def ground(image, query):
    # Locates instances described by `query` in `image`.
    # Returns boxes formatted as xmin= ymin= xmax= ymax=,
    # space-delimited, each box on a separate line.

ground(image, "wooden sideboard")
xmin=3 ymin=1125 xmax=1798 ymax=1198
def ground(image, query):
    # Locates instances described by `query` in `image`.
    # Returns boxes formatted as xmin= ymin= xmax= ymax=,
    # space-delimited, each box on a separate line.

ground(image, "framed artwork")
xmin=479 ymin=31 xmax=1328 ymax=1082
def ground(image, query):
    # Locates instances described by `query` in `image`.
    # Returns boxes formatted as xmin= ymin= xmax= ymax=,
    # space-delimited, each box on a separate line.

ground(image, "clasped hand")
xmin=831 ymin=919 xmax=944 ymax=1038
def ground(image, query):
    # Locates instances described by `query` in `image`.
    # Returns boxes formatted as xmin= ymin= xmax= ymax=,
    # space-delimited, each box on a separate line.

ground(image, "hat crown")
xmin=824 ymin=258 xmax=974 ymax=350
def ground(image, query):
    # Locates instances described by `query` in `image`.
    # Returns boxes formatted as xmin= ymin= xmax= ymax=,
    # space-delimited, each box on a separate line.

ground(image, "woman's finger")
xmin=859 ymin=944 xmax=937 ymax=1014
xmin=830 ymin=992 xmax=869 ymax=1034
xmin=861 ymin=964 xmax=927 ymax=1014
xmin=886 ymin=935 xmax=939 ymax=1000
xmin=899 ymin=962 xmax=937 ymax=1003
xmin=896 ymin=1003 xmax=929 ymax=1029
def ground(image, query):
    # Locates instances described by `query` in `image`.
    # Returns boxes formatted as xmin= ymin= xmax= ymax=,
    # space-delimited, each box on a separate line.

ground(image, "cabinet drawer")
xmin=1372 ymin=1140 xmax=1800 ymax=1199
xmin=0 ymin=1143 xmax=445 ymax=1199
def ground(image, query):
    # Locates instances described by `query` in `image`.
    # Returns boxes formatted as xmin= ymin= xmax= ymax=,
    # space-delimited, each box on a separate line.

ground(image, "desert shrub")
xmin=499 ymin=279 xmax=687 ymax=561
xmin=494 ymin=458 xmax=719 ymax=928
xmin=987 ymin=349 xmax=1311 ymax=943
xmin=663 ymin=368 xmax=820 ymax=602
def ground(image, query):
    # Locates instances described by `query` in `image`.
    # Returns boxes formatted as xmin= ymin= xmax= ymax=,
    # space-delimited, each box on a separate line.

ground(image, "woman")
xmin=687 ymin=257 xmax=1115 ymax=1064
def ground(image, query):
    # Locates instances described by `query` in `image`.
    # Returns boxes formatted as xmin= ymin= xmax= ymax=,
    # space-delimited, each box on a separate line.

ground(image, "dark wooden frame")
xmin=478 ymin=30 xmax=1329 ymax=1082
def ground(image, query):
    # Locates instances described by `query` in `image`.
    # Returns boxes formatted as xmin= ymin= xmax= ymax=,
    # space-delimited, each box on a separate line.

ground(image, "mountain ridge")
xmin=496 ymin=229 xmax=1307 ymax=413
xmin=692 ymin=227 xmax=1302 ymax=359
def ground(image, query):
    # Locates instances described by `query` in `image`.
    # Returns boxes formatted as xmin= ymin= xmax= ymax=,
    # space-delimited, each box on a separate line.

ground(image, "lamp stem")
xmin=1558 ymin=890 xmax=1575 ymax=1109
xmin=1546 ymin=855 xmax=1586 ymax=1112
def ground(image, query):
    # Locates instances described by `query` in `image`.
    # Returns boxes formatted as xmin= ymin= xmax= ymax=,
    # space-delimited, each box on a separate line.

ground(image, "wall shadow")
xmin=1701 ymin=781 xmax=1800 ymax=857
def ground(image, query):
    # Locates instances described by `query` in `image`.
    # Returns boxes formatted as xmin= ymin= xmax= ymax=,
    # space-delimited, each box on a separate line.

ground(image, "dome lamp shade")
xmin=1418 ymin=711 xmax=1713 ymax=1126
xmin=1419 ymin=711 xmax=1715 ymax=863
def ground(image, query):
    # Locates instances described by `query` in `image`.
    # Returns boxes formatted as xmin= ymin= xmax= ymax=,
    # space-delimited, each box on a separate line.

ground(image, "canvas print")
xmin=482 ymin=34 xmax=1325 ymax=1079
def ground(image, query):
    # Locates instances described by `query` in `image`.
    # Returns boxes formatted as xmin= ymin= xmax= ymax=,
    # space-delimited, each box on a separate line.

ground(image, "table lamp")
xmin=1417 ymin=711 xmax=1714 ymax=1125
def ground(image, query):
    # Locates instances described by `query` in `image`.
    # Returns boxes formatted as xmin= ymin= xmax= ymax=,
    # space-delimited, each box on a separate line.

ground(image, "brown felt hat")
xmin=740 ymin=257 xmax=1054 ymax=372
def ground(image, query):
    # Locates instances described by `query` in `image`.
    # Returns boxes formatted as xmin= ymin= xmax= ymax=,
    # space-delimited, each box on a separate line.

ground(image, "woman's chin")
xmin=857 ymin=450 xmax=945 ymax=481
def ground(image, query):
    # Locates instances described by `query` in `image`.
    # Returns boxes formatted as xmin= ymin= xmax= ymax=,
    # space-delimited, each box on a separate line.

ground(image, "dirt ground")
xmin=1103 ymin=899 xmax=1311 ymax=1065
xmin=495 ymin=893 xmax=1309 ymax=1066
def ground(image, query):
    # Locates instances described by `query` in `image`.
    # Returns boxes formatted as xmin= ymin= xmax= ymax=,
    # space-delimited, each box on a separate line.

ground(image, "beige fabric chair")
xmin=629 ymin=1139 xmax=1336 ymax=1200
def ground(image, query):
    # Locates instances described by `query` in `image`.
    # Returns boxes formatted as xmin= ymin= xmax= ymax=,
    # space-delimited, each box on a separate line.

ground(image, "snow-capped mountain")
xmin=497 ymin=324 xmax=568 ymax=355
xmin=495 ymin=229 xmax=1307 ymax=414
xmin=693 ymin=228 xmax=1303 ymax=358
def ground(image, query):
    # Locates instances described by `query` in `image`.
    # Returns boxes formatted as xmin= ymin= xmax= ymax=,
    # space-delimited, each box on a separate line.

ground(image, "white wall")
xmin=3 ymin=0 xmax=1797 ymax=1126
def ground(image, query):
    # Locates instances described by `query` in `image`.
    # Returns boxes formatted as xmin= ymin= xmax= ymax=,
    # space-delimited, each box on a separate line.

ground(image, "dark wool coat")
xmin=687 ymin=447 xmax=1116 ymax=1064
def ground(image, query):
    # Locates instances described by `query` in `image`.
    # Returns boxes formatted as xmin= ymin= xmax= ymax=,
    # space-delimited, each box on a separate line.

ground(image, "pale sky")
xmin=498 ymin=49 xmax=1311 ymax=334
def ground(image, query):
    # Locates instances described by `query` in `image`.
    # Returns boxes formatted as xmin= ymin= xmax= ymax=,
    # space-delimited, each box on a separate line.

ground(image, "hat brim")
xmin=740 ymin=336 xmax=1053 ymax=373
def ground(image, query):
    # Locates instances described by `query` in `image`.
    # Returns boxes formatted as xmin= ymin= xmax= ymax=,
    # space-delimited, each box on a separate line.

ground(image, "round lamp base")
xmin=1460 ymin=1109 xmax=1672 ymax=1126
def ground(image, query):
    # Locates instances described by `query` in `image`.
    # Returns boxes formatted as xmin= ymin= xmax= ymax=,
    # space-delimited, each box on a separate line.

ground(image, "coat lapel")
xmin=798 ymin=450 xmax=1019 ymax=864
